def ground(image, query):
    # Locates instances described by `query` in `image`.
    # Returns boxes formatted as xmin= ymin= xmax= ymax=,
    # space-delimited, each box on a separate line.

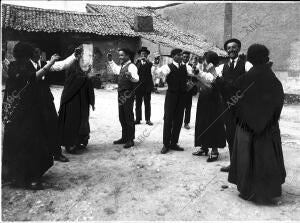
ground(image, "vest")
xmin=222 ymin=58 xmax=246 ymax=84
xmin=166 ymin=63 xmax=187 ymax=93
xmin=136 ymin=60 xmax=154 ymax=92
xmin=221 ymin=58 xmax=246 ymax=99
xmin=118 ymin=62 xmax=133 ymax=92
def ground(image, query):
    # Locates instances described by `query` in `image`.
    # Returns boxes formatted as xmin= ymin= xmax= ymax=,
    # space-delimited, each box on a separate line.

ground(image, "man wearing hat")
xmin=217 ymin=38 xmax=253 ymax=172
xmin=152 ymin=48 xmax=188 ymax=154
xmin=135 ymin=47 xmax=154 ymax=126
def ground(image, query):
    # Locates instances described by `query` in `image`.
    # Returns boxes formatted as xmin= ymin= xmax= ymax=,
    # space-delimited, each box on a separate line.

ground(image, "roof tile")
xmin=2 ymin=3 xmax=226 ymax=56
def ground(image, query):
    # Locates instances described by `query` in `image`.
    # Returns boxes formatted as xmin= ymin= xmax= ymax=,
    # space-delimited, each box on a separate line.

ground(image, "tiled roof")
xmin=1 ymin=3 xmax=227 ymax=56
xmin=86 ymin=4 xmax=227 ymax=56
xmin=1 ymin=4 xmax=137 ymax=36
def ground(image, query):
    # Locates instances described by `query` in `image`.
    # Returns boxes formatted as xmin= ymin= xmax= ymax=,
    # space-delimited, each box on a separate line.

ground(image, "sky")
xmin=2 ymin=1 xmax=188 ymax=12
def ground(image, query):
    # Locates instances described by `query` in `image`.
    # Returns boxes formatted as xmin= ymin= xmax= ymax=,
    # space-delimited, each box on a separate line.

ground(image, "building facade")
xmin=2 ymin=3 xmax=226 ymax=84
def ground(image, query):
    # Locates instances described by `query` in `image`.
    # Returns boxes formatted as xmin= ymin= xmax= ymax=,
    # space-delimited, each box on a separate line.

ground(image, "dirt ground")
xmin=2 ymin=86 xmax=300 ymax=221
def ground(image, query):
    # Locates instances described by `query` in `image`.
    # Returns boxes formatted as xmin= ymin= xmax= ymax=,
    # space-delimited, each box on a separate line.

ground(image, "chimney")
xmin=134 ymin=16 xmax=154 ymax=32
xmin=224 ymin=3 xmax=233 ymax=43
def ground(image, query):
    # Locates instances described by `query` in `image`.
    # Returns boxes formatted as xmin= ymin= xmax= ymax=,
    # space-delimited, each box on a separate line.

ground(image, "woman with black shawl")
xmin=228 ymin=44 xmax=286 ymax=203
xmin=193 ymin=51 xmax=226 ymax=162
xmin=2 ymin=42 xmax=60 ymax=190
xmin=58 ymin=50 xmax=95 ymax=154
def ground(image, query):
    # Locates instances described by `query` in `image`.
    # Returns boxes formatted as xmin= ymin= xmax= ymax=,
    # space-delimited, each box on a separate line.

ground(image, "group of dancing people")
xmin=2 ymin=38 xmax=286 ymax=204
xmin=2 ymin=43 xmax=95 ymax=190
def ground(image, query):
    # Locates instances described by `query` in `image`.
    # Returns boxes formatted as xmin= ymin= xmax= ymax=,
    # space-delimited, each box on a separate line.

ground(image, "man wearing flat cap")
xmin=152 ymin=48 xmax=188 ymax=154
xmin=216 ymin=38 xmax=253 ymax=172
xmin=135 ymin=47 xmax=154 ymax=126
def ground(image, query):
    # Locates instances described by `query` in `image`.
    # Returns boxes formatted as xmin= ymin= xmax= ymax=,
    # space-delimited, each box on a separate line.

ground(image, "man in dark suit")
xmin=217 ymin=38 xmax=253 ymax=172
xmin=30 ymin=46 xmax=80 ymax=162
xmin=108 ymin=48 xmax=139 ymax=149
xmin=152 ymin=49 xmax=188 ymax=154
xmin=182 ymin=51 xmax=198 ymax=130
xmin=135 ymin=47 xmax=154 ymax=126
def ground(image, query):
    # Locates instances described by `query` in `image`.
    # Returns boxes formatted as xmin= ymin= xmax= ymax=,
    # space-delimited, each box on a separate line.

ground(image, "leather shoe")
xmin=134 ymin=120 xmax=141 ymax=125
xmin=184 ymin=124 xmax=191 ymax=129
xmin=54 ymin=154 xmax=69 ymax=162
xmin=207 ymin=152 xmax=219 ymax=162
xmin=161 ymin=145 xmax=169 ymax=154
xmin=27 ymin=181 xmax=44 ymax=190
xmin=170 ymin=144 xmax=184 ymax=151
xmin=220 ymin=165 xmax=230 ymax=172
xmin=113 ymin=138 xmax=127 ymax=144
xmin=146 ymin=120 xmax=153 ymax=126
xmin=192 ymin=148 xmax=209 ymax=156
xmin=123 ymin=140 xmax=134 ymax=149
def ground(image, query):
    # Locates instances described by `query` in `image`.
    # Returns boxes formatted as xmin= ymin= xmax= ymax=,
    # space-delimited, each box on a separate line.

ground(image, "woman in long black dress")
xmin=58 ymin=56 xmax=95 ymax=154
xmin=193 ymin=51 xmax=226 ymax=162
xmin=228 ymin=44 xmax=286 ymax=203
xmin=2 ymin=42 xmax=59 ymax=190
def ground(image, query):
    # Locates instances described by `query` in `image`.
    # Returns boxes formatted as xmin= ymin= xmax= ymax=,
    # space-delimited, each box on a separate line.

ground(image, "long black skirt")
xmin=58 ymin=88 xmax=91 ymax=147
xmin=39 ymin=85 xmax=61 ymax=156
xmin=228 ymin=123 xmax=286 ymax=201
xmin=194 ymin=87 xmax=226 ymax=148
xmin=2 ymin=82 xmax=53 ymax=182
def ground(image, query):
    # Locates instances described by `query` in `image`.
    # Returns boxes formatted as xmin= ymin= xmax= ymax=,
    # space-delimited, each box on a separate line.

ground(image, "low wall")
xmin=275 ymin=71 xmax=300 ymax=95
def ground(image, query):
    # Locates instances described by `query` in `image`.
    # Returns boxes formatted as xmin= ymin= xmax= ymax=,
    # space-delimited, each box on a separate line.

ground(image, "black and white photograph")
xmin=1 ymin=0 xmax=300 ymax=221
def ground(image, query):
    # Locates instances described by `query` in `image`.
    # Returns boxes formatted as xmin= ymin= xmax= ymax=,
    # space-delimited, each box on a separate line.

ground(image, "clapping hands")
xmin=49 ymin=54 xmax=60 ymax=64
xmin=205 ymin=63 xmax=215 ymax=72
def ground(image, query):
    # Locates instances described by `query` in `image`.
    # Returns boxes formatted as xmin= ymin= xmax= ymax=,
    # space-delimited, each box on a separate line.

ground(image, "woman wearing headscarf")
xmin=228 ymin=44 xmax=286 ymax=203
xmin=193 ymin=51 xmax=226 ymax=162
xmin=58 ymin=47 xmax=95 ymax=154
xmin=2 ymin=42 xmax=59 ymax=190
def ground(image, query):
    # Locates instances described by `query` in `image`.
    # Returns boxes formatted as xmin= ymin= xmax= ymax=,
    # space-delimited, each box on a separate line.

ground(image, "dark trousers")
xmin=118 ymin=91 xmax=135 ymax=141
xmin=184 ymin=92 xmax=193 ymax=124
xmin=224 ymin=108 xmax=236 ymax=158
xmin=135 ymin=91 xmax=151 ymax=121
xmin=163 ymin=91 xmax=186 ymax=146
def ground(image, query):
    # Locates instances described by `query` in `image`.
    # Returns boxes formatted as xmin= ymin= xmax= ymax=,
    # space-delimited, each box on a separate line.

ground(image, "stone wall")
xmin=157 ymin=3 xmax=300 ymax=76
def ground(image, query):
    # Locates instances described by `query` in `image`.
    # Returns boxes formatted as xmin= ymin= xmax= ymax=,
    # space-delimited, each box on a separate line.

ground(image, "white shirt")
xmin=108 ymin=60 xmax=139 ymax=82
xmin=152 ymin=61 xmax=180 ymax=82
xmin=230 ymin=57 xmax=238 ymax=69
xmin=197 ymin=70 xmax=216 ymax=87
xmin=196 ymin=64 xmax=225 ymax=88
xmin=30 ymin=54 xmax=76 ymax=72
xmin=216 ymin=58 xmax=253 ymax=77
xmin=185 ymin=62 xmax=203 ymax=76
